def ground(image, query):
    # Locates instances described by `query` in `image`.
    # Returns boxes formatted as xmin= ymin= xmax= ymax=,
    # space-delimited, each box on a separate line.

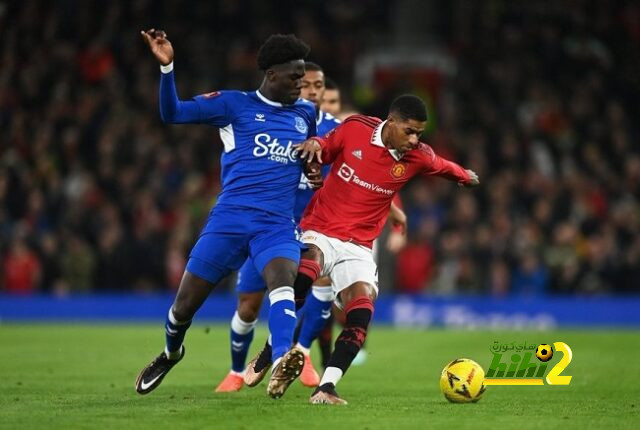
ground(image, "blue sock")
xmin=296 ymin=301 xmax=308 ymax=319
xmin=297 ymin=286 xmax=334 ymax=349
xmin=165 ymin=308 xmax=192 ymax=356
xmin=230 ymin=311 xmax=257 ymax=373
xmin=268 ymin=287 xmax=296 ymax=362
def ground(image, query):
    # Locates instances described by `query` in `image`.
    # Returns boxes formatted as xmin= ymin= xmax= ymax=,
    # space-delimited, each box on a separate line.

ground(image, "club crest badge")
xmin=295 ymin=117 xmax=308 ymax=134
xmin=391 ymin=162 xmax=406 ymax=179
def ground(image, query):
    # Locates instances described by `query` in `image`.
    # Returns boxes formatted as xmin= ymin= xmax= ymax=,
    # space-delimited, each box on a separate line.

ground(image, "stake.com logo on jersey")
xmin=252 ymin=133 xmax=299 ymax=164
xmin=337 ymin=162 xmax=394 ymax=195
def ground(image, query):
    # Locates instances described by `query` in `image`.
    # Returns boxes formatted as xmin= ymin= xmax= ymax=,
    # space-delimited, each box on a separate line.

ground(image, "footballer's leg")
xmin=245 ymin=246 xmax=324 ymax=388
xmin=293 ymin=246 xmax=324 ymax=308
xmin=261 ymin=257 xmax=305 ymax=398
xmin=296 ymin=277 xmax=333 ymax=387
xmin=216 ymin=258 xmax=265 ymax=392
xmin=136 ymin=223 xmax=246 ymax=395
xmin=135 ymin=271 xmax=215 ymax=395
xmin=215 ymin=290 xmax=263 ymax=392
xmin=310 ymin=281 xmax=376 ymax=405
xmin=318 ymin=308 xmax=334 ymax=368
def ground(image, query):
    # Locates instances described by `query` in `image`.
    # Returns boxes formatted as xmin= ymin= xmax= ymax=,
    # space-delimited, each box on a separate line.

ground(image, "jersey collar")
xmin=256 ymin=90 xmax=284 ymax=107
xmin=316 ymin=109 xmax=324 ymax=126
xmin=371 ymin=120 xmax=403 ymax=161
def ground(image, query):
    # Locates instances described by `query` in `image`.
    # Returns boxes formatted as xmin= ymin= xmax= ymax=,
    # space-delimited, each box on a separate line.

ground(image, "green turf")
xmin=0 ymin=324 xmax=638 ymax=430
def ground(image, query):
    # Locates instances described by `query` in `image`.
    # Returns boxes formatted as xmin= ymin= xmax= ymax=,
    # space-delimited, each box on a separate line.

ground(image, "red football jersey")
xmin=300 ymin=115 xmax=471 ymax=248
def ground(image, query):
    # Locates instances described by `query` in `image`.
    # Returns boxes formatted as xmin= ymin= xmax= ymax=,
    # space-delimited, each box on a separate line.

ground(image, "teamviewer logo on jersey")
xmin=337 ymin=162 xmax=355 ymax=182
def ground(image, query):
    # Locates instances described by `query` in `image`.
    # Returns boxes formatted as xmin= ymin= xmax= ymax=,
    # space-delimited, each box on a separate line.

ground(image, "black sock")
xmin=294 ymin=273 xmax=314 ymax=311
xmin=295 ymin=259 xmax=321 ymax=310
xmin=253 ymin=340 xmax=273 ymax=371
xmin=326 ymin=298 xmax=373 ymax=374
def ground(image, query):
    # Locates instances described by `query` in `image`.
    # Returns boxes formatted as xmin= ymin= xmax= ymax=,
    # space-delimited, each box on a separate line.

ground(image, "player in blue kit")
xmin=134 ymin=29 xmax=320 ymax=399
xmin=215 ymin=62 xmax=341 ymax=393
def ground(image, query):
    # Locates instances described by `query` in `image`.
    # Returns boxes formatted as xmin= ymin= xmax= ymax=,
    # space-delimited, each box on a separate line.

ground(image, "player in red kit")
xmin=292 ymin=94 xmax=479 ymax=404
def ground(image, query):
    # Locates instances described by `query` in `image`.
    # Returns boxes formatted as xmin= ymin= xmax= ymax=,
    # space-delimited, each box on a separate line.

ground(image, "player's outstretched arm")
xmin=140 ymin=29 xmax=206 ymax=125
xmin=422 ymin=147 xmax=480 ymax=187
xmin=140 ymin=29 xmax=174 ymax=65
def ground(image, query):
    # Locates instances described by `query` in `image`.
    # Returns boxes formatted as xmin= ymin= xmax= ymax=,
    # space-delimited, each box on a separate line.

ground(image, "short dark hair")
xmin=389 ymin=94 xmax=427 ymax=122
xmin=304 ymin=61 xmax=323 ymax=72
xmin=257 ymin=34 xmax=310 ymax=71
xmin=324 ymin=77 xmax=338 ymax=90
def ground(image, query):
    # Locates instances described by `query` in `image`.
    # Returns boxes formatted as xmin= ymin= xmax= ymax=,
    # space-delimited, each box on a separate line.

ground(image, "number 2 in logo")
xmin=545 ymin=342 xmax=573 ymax=385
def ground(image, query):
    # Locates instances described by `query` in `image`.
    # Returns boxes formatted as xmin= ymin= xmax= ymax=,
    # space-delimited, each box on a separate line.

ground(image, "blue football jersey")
xmin=161 ymin=79 xmax=317 ymax=217
xmin=293 ymin=110 xmax=341 ymax=222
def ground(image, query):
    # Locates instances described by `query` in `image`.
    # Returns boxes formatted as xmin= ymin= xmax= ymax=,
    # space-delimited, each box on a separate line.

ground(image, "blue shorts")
xmin=236 ymin=258 xmax=266 ymax=293
xmin=236 ymin=223 xmax=305 ymax=294
xmin=186 ymin=205 xmax=303 ymax=285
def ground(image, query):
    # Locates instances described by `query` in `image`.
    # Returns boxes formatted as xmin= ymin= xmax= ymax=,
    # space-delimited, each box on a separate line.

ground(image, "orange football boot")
xmin=215 ymin=371 xmax=244 ymax=393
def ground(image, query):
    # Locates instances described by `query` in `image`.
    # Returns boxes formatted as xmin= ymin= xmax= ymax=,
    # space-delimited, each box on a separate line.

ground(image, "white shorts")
xmin=301 ymin=230 xmax=379 ymax=307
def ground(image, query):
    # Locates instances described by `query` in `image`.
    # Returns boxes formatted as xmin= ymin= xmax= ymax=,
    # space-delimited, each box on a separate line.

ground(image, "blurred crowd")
xmin=392 ymin=1 xmax=640 ymax=296
xmin=1 ymin=1 xmax=639 ymax=296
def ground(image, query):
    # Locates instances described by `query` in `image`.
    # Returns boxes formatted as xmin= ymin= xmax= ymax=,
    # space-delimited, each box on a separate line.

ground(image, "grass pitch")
xmin=1 ymin=324 xmax=638 ymax=430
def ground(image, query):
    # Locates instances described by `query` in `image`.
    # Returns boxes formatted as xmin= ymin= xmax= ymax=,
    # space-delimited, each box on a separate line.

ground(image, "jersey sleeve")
xmin=313 ymin=121 xmax=345 ymax=164
xmin=191 ymin=91 xmax=236 ymax=127
xmin=419 ymin=144 xmax=471 ymax=184
xmin=158 ymin=69 xmax=235 ymax=126
xmin=159 ymin=70 xmax=203 ymax=124
xmin=305 ymin=104 xmax=317 ymax=139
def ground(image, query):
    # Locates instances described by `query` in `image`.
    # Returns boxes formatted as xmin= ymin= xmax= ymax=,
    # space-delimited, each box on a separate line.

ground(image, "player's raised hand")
xmin=460 ymin=169 xmax=480 ymax=187
xmin=140 ymin=29 xmax=174 ymax=66
xmin=294 ymin=138 xmax=323 ymax=163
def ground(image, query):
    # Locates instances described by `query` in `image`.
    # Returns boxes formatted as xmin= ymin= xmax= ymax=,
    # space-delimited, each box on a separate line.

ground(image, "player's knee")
xmin=340 ymin=282 xmax=377 ymax=307
xmin=172 ymin=272 xmax=216 ymax=321
xmin=263 ymin=258 xmax=297 ymax=291
xmin=171 ymin=301 xmax=194 ymax=322
xmin=301 ymin=245 xmax=323 ymax=267
xmin=237 ymin=294 xmax=263 ymax=321
xmin=313 ymin=276 xmax=332 ymax=287
xmin=237 ymin=307 xmax=259 ymax=322
xmin=172 ymin=290 xmax=197 ymax=321
xmin=295 ymin=258 xmax=322 ymax=296
xmin=265 ymin=272 xmax=296 ymax=291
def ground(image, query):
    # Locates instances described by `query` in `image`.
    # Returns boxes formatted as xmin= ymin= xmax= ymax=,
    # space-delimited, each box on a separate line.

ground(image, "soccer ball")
xmin=536 ymin=344 xmax=553 ymax=362
xmin=439 ymin=358 xmax=486 ymax=403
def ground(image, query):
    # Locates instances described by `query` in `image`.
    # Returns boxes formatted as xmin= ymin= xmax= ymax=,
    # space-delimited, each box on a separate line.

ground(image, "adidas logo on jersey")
xmin=255 ymin=113 xmax=266 ymax=122
xmin=352 ymin=149 xmax=362 ymax=160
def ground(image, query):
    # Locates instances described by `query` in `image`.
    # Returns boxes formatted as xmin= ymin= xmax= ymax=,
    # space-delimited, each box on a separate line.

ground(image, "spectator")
xmin=2 ymin=236 xmax=41 ymax=294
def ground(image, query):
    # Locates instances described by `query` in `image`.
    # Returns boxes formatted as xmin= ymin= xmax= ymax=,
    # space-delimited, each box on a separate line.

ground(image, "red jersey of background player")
xmin=300 ymin=115 xmax=472 ymax=248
